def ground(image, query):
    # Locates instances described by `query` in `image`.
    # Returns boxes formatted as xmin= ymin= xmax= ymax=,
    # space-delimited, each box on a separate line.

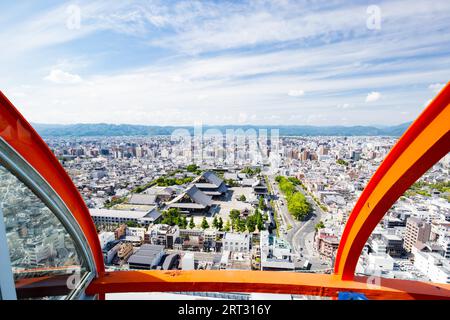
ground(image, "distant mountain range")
xmin=31 ymin=122 xmax=412 ymax=137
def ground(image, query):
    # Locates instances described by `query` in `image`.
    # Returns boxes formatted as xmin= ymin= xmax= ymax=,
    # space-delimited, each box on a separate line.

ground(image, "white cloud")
xmin=365 ymin=91 xmax=381 ymax=103
xmin=7 ymin=52 xmax=448 ymax=126
xmin=2 ymin=0 xmax=450 ymax=126
xmin=147 ymin=1 xmax=450 ymax=54
xmin=196 ymin=94 xmax=208 ymax=100
xmin=428 ymin=83 xmax=445 ymax=93
xmin=44 ymin=69 xmax=83 ymax=84
xmin=288 ymin=90 xmax=304 ymax=97
xmin=337 ymin=103 xmax=351 ymax=109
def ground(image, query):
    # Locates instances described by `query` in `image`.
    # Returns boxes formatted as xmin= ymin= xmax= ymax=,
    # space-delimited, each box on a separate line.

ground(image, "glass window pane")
xmin=0 ymin=164 xmax=89 ymax=300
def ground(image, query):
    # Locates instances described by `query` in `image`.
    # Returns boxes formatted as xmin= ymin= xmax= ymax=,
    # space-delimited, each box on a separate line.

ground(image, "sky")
xmin=0 ymin=0 xmax=449 ymax=126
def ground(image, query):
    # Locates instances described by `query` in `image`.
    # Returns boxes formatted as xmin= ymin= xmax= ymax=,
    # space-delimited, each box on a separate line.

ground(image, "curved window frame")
xmin=0 ymin=137 xmax=97 ymax=300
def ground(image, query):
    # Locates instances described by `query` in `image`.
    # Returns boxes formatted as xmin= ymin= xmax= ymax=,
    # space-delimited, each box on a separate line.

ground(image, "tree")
xmin=254 ymin=208 xmax=265 ymax=231
xmin=161 ymin=208 xmax=181 ymax=226
xmin=241 ymin=167 xmax=261 ymax=176
xmin=288 ymin=177 xmax=301 ymax=185
xmin=229 ymin=209 xmax=241 ymax=220
xmin=212 ymin=216 xmax=219 ymax=229
xmin=258 ymin=196 xmax=267 ymax=210
xmin=315 ymin=221 xmax=325 ymax=232
xmin=189 ymin=216 xmax=195 ymax=229
xmin=246 ymin=215 xmax=256 ymax=232
xmin=238 ymin=194 xmax=247 ymax=201
xmin=126 ymin=221 xmax=138 ymax=228
xmin=287 ymin=192 xmax=311 ymax=221
xmin=277 ymin=176 xmax=311 ymax=221
xmin=218 ymin=217 xmax=224 ymax=231
xmin=180 ymin=216 xmax=188 ymax=229
xmin=201 ymin=217 xmax=209 ymax=230
xmin=224 ymin=220 xmax=231 ymax=232
xmin=237 ymin=218 xmax=247 ymax=232
xmin=232 ymin=218 xmax=239 ymax=231
xmin=186 ymin=164 xmax=199 ymax=172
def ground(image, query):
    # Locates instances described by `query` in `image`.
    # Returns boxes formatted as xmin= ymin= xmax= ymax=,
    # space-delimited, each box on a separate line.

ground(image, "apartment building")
xmin=404 ymin=217 xmax=431 ymax=253
xmin=223 ymin=232 xmax=251 ymax=252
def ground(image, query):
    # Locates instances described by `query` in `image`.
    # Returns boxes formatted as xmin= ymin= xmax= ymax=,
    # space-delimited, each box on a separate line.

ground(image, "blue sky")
xmin=1 ymin=0 xmax=449 ymax=126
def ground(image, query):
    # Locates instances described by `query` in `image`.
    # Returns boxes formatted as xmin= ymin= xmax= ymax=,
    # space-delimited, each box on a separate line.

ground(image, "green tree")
xmin=258 ymin=196 xmax=267 ymax=210
xmin=180 ymin=216 xmax=188 ymax=229
xmin=287 ymin=192 xmax=311 ymax=221
xmin=277 ymin=176 xmax=311 ymax=221
xmin=246 ymin=215 xmax=256 ymax=232
xmin=238 ymin=194 xmax=247 ymax=201
xmin=189 ymin=216 xmax=195 ymax=229
xmin=126 ymin=221 xmax=138 ymax=228
xmin=229 ymin=209 xmax=241 ymax=220
xmin=315 ymin=221 xmax=325 ymax=232
xmin=201 ymin=217 xmax=210 ymax=230
xmin=232 ymin=218 xmax=239 ymax=231
xmin=237 ymin=218 xmax=247 ymax=232
xmin=218 ymin=217 xmax=224 ymax=231
xmin=161 ymin=208 xmax=181 ymax=226
xmin=186 ymin=164 xmax=199 ymax=172
xmin=212 ymin=216 xmax=219 ymax=229
xmin=254 ymin=208 xmax=265 ymax=231
xmin=224 ymin=220 xmax=231 ymax=232
xmin=241 ymin=167 xmax=261 ymax=176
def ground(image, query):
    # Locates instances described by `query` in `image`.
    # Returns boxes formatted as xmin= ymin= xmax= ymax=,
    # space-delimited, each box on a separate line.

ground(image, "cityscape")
xmin=0 ymin=0 xmax=449 ymax=304
xmin=4 ymin=131 xmax=448 ymax=300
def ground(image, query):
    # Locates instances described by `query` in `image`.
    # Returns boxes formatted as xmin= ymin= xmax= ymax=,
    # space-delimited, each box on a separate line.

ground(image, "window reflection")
xmin=0 ymin=165 xmax=88 ymax=299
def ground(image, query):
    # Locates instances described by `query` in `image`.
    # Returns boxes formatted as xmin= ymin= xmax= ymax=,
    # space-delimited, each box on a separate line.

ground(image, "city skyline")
xmin=1 ymin=0 xmax=449 ymax=126
xmin=30 ymin=121 xmax=412 ymax=138
xmin=0 ymin=0 xmax=449 ymax=303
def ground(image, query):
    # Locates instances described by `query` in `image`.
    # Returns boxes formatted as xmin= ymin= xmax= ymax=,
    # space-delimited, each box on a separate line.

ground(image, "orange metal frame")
xmin=0 ymin=91 xmax=105 ymax=276
xmin=334 ymin=82 xmax=450 ymax=280
xmin=1 ymin=82 xmax=449 ymax=299
xmin=86 ymin=270 xmax=450 ymax=300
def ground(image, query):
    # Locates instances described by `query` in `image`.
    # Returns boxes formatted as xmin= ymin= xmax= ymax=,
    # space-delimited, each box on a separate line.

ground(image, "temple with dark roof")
xmin=193 ymin=171 xmax=228 ymax=199
xmin=167 ymin=185 xmax=213 ymax=215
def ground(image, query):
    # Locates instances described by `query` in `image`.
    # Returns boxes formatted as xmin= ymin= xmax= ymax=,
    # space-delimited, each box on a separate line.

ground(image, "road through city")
xmin=266 ymin=174 xmax=332 ymax=271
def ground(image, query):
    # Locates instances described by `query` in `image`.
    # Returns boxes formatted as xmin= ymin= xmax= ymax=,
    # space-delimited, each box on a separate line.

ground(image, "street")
xmin=266 ymin=174 xmax=332 ymax=271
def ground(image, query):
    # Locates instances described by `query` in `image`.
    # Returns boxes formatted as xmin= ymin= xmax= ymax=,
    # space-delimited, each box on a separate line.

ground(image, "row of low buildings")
xmin=97 ymin=222 xmax=297 ymax=271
